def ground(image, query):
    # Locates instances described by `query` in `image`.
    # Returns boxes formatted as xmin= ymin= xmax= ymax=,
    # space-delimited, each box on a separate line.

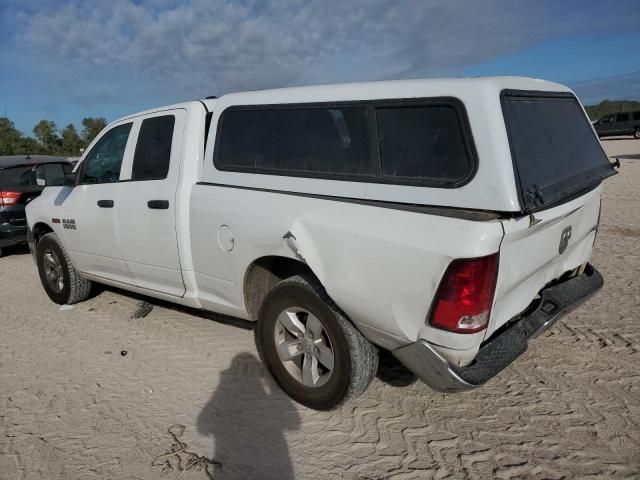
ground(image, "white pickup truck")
xmin=27 ymin=77 xmax=615 ymax=410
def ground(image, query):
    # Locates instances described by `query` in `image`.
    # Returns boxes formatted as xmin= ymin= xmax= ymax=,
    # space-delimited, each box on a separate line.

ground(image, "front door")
xmin=597 ymin=114 xmax=617 ymax=136
xmin=117 ymin=110 xmax=186 ymax=297
xmin=59 ymin=121 xmax=135 ymax=285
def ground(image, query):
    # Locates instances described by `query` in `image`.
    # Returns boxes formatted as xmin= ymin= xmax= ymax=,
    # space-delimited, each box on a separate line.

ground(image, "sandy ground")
xmin=1 ymin=139 xmax=639 ymax=480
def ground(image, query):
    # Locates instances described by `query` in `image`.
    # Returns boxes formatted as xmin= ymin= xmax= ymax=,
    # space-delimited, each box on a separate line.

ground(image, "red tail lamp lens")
xmin=0 ymin=191 xmax=21 ymax=206
xmin=429 ymin=254 xmax=499 ymax=333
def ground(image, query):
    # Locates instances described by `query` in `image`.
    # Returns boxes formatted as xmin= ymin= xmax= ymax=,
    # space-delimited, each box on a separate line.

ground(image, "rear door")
xmin=489 ymin=91 xmax=616 ymax=337
xmin=615 ymin=112 xmax=631 ymax=135
xmin=117 ymin=109 xmax=186 ymax=296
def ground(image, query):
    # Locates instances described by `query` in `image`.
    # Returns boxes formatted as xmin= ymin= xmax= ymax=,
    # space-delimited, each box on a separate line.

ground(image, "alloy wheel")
xmin=43 ymin=249 xmax=64 ymax=293
xmin=273 ymin=307 xmax=335 ymax=388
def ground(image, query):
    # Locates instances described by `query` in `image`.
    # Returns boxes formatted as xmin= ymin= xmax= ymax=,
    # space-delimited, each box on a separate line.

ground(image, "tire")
xmin=634 ymin=128 xmax=640 ymax=139
xmin=255 ymin=274 xmax=378 ymax=410
xmin=36 ymin=232 xmax=92 ymax=305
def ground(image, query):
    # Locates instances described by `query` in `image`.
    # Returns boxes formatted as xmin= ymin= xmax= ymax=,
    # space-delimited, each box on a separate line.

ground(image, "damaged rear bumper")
xmin=392 ymin=264 xmax=604 ymax=392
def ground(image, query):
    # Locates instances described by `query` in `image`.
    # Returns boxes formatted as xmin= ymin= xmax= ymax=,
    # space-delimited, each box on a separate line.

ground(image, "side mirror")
xmin=34 ymin=163 xmax=74 ymax=187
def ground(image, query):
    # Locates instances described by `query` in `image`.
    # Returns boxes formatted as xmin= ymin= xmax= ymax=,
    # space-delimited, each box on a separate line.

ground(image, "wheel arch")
xmin=30 ymin=222 xmax=55 ymax=248
xmin=243 ymin=255 xmax=319 ymax=321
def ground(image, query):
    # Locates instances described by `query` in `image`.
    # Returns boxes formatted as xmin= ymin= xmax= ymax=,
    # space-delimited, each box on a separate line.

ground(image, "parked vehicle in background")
xmin=27 ymin=77 xmax=616 ymax=410
xmin=65 ymin=157 xmax=82 ymax=166
xmin=0 ymin=155 xmax=73 ymax=257
xmin=593 ymin=110 xmax=640 ymax=138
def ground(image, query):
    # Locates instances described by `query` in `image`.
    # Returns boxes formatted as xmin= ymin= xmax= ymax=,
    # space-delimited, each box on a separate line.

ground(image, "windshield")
xmin=502 ymin=91 xmax=615 ymax=212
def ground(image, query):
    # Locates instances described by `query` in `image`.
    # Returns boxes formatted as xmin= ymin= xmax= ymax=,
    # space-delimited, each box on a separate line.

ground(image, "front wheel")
xmin=255 ymin=274 xmax=378 ymax=410
xmin=634 ymin=128 xmax=640 ymax=139
xmin=36 ymin=233 xmax=92 ymax=305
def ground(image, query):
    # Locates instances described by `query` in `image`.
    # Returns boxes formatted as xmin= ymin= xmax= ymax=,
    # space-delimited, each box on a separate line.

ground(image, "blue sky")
xmin=1 ymin=0 xmax=639 ymax=135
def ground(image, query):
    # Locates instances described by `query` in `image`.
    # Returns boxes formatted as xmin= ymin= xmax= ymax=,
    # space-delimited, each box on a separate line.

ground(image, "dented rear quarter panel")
xmin=189 ymin=184 xmax=504 ymax=349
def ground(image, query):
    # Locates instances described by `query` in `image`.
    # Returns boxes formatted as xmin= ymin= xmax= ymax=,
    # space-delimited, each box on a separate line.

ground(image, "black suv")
xmin=593 ymin=111 xmax=640 ymax=139
xmin=0 ymin=155 xmax=73 ymax=256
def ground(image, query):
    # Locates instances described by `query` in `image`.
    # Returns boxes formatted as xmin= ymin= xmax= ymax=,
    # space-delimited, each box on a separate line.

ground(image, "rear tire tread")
xmin=255 ymin=273 xmax=378 ymax=410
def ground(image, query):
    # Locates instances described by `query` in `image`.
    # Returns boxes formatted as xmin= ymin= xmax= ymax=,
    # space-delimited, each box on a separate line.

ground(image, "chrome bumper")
xmin=392 ymin=264 xmax=604 ymax=392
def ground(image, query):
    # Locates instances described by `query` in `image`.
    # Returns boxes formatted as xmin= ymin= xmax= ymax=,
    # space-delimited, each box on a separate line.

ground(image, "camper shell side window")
xmin=213 ymin=98 xmax=478 ymax=189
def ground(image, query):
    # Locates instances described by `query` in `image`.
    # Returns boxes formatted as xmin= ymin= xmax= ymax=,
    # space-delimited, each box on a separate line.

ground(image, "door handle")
xmin=147 ymin=200 xmax=169 ymax=209
xmin=97 ymin=200 xmax=114 ymax=208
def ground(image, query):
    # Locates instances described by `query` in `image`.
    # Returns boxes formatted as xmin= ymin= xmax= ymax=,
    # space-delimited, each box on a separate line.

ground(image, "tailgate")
xmin=489 ymin=185 xmax=601 ymax=337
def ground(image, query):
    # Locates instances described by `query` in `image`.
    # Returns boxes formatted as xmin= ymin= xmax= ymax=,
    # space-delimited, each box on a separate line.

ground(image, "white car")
xmin=27 ymin=77 xmax=615 ymax=410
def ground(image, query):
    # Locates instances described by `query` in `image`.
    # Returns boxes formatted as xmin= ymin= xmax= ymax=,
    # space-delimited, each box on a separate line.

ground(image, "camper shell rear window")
xmin=213 ymin=98 xmax=477 ymax=188
xmin=501 ymin=90 xmax=616 ymax=213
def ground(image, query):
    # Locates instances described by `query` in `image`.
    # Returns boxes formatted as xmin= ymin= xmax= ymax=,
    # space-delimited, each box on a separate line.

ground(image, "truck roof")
xmin=213 ymin=76 xmax=570 ymax=106
xmin=112 ymin=76 xmax=571 ymax=127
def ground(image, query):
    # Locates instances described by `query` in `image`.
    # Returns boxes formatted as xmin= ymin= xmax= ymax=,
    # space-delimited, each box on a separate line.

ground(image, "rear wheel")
xmin=36 ymin=233 xmax=92 ymax=305
xmin=255 ymin=274 xmax=378 ymax=410
xmin=634 ymin=128 xmax=640 ymax=139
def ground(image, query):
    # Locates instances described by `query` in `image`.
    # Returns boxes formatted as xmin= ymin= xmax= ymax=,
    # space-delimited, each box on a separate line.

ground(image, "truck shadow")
xmin=93 ymin=285 xmax=417 ymax=386
xmin=196 ymin=353 xmax=301 ymax=480
xmin=1 ymin=243 xmax=30 ymax=257
xmin=600 ymin=136 xmax=640 ymax=141
xmin=91 ymin=283 xmax=255 ymax=330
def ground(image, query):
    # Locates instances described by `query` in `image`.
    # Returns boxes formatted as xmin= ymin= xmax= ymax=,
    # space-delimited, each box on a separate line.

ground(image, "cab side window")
xmin=78 ymin=123 xmax=132 ymax=184
xmin=616 ymin=113 xmax=629 ymax=122
xmin=131 ymin=115 xmax=175 ymax=181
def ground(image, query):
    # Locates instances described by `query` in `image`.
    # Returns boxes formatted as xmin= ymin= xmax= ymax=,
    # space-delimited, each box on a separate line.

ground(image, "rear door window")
xmin=0 ymin=166 xmax=35 ymax=188
xmin=131 ymin=115 xmax=176 ymax=180
xmin=0 ymin=163 xmax=74 ymax=189
xmin=502 ymin=91 xmax=615 ymax=212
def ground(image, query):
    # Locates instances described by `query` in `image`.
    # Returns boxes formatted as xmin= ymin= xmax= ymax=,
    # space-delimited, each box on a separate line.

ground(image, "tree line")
xmin=0 ymin=117 xmax=108 ymax=157
xmin=1 ymin=98 xmax=638 ymax=158
xmin=585 ymin=99 xmax=640 ymax=121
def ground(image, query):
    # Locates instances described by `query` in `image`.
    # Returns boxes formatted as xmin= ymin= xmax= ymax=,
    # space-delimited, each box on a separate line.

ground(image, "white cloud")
xmin=3 ymin=0 xmax=640 ymax=110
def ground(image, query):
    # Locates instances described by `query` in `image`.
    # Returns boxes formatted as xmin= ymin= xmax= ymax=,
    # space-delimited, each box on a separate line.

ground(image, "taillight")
xmin=429 ymin=253 xmax=499 ymax=333
xmin=0 ymin=191 xmax=21 ymax=206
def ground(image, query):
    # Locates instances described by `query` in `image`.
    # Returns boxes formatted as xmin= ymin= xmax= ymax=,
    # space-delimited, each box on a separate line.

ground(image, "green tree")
xmin=19 ymin=136 xmax=44 ymax=155
xmin=0 ymin=117 xmax=24 ymax=155
xmin=60 ymin=123 xmax=84 ymax=156
xmin=81 ymin=117 xmax=107 ymax=145
xmin=33 ymin=119 xmax=61 ymax=154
